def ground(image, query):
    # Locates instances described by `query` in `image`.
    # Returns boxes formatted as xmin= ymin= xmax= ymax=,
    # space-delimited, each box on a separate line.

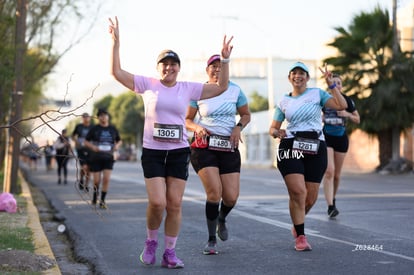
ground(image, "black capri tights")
xmin=276 ymin=138 xmax=327 ymax=183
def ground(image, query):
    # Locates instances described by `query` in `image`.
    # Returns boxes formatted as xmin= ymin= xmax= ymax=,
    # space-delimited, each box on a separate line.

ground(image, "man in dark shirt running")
xmin=72 ymin=112 xmax=93 ymax=191
xmin=84 ymin=109 xmax=121 ymax=209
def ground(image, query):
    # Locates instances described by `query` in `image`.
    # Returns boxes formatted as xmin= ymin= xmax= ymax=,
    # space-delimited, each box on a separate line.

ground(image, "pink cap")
xmin=207 ymin=54 xmax=220 ymax=66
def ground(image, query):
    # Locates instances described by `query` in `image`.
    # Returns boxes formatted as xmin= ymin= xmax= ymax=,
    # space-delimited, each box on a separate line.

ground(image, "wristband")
xmin=236 ymin=122 xmax=243 ymax=129
xmin=328 ymin=83 xmax=336 ymax=89
xmin=221 ymin=58 xmax=230 ymax=63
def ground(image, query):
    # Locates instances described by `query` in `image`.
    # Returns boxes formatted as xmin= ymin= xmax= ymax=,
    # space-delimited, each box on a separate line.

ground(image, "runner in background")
xmin=84 ymin=109 xmax=121 ymax=209
xmin=72 ymin=112 xmax=93 ymax=192
xmin=322 ymin=73 xmax=360 ymax=218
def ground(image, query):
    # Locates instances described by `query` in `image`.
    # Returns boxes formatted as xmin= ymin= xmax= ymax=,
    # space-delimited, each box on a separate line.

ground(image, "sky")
xmin=45 ymin=0 xmax=410 ymax=112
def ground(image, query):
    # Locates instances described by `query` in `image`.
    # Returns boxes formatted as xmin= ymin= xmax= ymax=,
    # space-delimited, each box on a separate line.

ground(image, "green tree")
xmin=323 ymin=6 xmax=414 ymax=170
xmin=0 ymin=1 xmax=15 ymax=123
xmin=0 ymin=0 xmax=100 ymax=168
xmin=93 ymin=93 xmax=145 ymax=148
xmin=249 ymin=91 xmax=269 ymax=112
xmin=93 ymin=95 xmax=114 ymax=117
xmin=108 ymin=92 xmax=144 ymax=146
xmin=0 ymin=0 xmax=99 ymax=125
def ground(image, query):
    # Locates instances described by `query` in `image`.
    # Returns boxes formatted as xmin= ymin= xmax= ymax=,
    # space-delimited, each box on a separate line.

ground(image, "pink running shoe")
xmin=161 ymin=249 xmax=184 ymax=269
xmin=295 ymin=235 xmax=312 ymax=251
xmin=139 ymin=239 xmax=158 ymax=265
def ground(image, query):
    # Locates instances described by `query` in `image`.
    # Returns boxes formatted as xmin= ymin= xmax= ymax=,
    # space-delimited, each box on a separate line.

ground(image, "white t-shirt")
xmin=190 ymin=81 xmax=248 ymax=136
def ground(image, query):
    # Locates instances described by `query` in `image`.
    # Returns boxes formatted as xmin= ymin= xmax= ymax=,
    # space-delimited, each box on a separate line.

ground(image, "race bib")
xmin=98 ymin=144 xmax=112 ymax=152
xmin=325 ymin=117 xmax=344 ymax=125
xmin=78 ymin=137 xmax=85 ymax=145
xmin=292 ymin=137 xmax=320 ymax=154
xmin=208 ymin=135 xmax=233 ymax=152
xmin=153 ymin=123 xmax=182 ymax=142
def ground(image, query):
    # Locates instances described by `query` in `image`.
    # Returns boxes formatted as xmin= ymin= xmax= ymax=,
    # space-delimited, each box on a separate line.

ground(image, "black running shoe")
xmin=217 ymin=220 xmax=228 ymax=241
xmin=99 ymin=201 xmax=107 ymax=209
xmin=328 ymin=207 xmax=339 ymax=218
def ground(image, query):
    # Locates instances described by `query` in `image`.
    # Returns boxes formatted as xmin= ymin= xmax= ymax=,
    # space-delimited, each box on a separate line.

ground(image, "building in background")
xmin=398 ymin=0 xmax=414 ymax=171
xmin=182 ymin=2 xmax=414 ymax=173
xmin=399 ymin=0 xmax=414 ymax=52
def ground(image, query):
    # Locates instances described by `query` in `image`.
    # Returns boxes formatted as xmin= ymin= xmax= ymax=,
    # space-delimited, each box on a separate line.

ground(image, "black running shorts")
xmin=190 ymin=148 xmax=241 ymax=174
xmin=324 ymin=133 xmax=349 ymax=153
xmin=89 ymin=152 xmax=114 ymax=172
xmin=276 ymin=138 xmax=327 ymax=183
xmin=141 ymin=147 xmax=191 ymax=180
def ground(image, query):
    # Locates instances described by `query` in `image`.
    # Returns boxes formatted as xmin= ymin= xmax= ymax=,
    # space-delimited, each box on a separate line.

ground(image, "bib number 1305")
xmin=153 ymin=123 xmax=182 ymax=143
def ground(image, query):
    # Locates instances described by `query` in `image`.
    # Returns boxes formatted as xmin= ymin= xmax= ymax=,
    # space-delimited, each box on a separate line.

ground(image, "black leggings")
xmin=56 ymin=156 xmax=69 ymax=179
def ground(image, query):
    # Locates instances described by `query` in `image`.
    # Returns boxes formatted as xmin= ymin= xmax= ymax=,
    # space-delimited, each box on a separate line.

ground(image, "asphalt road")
xmin=23 ymin=160 xmax=414 ymax=275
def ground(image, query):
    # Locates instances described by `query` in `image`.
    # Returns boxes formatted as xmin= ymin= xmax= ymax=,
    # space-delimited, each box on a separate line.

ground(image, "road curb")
xmin=19 ymin=171 xmax=62 ymax=275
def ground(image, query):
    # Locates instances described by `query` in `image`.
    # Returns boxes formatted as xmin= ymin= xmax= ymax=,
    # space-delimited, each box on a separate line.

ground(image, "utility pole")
xmin=392 ymin=0 xmax=399 ymax=54
xmin=3 ymin=0 xmax=27 ymax=193
xmin=391 ymin=0 xmax=400 ymax=162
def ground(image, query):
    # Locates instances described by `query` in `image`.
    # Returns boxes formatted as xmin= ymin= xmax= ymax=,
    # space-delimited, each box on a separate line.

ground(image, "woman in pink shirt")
xmin=108 ymin=16 xmax=233 ymax=269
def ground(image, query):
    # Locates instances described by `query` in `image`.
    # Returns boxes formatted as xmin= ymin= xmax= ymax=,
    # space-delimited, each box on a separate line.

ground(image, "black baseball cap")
xmin=97 ymin=109 xmax=109 ymax=117
xmin=157 ymin=49 xmax=180 ymax=65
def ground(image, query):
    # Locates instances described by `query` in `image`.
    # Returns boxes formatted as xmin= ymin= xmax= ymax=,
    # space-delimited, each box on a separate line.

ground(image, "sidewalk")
xmin=20 ymin=170 xmax=61 ymax=275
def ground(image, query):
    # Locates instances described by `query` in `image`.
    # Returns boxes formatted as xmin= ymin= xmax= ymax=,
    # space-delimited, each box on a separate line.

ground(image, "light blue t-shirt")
xmin=190 ymin=81 xmax=248 ymax=136
xmin=273 ymin=88 xmax=332 ymax=140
